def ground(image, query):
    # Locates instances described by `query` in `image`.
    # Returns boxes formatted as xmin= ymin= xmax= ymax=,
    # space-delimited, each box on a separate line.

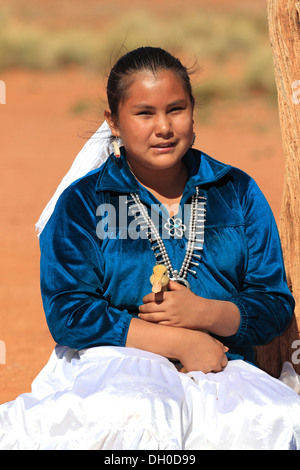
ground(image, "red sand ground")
xmin=0 ymin=0 xmax=286 ymax=405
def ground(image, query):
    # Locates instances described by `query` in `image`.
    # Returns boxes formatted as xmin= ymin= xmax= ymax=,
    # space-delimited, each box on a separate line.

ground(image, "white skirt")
xmin=0 ymin=345 xmax=299 ymax=450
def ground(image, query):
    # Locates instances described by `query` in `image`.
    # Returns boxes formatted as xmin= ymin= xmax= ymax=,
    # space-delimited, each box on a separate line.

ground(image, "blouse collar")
xmin=95 ymin=147 xmax=232 ymax=195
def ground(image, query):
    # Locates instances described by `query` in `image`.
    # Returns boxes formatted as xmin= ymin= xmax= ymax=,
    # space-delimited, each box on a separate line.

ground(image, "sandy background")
xmin=0 ymin=0 xmax=286 ymax=404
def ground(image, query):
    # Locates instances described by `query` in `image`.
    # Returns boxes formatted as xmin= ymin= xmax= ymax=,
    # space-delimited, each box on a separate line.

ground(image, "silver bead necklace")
xmin=127 ymin=187 xmax=206 ymax=289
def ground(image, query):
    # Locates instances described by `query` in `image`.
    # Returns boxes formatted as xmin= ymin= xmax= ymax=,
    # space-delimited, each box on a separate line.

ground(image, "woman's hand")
xmin=138 ymin=280 xmax=241 ymax=337
xmin=138 ymin=280 xmax=209 ymax=330
xmin=178 ymin=329 xmax=229 ymax=373
xmin=127 ymin=318 xmax=228 ymax=374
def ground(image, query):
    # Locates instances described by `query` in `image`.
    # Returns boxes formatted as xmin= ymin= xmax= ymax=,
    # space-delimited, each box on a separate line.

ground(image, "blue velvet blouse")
xmin=39 ymin=149 xmax=294 ymax=364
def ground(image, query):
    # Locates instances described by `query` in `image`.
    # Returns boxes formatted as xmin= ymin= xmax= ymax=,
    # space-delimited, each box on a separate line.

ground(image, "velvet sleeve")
xmin=224 ymin=174 xmax=294 ymax=348
xmin=39 ymin=182 xmax=134 ymax=350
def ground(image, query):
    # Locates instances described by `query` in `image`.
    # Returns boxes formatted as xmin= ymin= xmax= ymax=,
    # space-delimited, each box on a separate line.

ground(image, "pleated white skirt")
xmin=0 ymin=345 xmax=299 ymax=450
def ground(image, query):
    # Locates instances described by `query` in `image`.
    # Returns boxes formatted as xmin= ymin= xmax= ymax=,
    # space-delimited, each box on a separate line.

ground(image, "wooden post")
xmin=256 ymin=0 xmax=300 ymax=377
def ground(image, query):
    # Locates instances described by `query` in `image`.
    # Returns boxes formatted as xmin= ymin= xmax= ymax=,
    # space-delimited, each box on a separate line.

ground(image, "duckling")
xmin=150 ymin=264 xmax=189 ymax=374
xmin=150 ymin=264 xmax=170 ymax=293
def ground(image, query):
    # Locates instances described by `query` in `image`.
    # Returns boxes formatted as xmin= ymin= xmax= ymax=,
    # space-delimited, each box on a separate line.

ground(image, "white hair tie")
xmin=35 ymin=121 xmax=122 ymax=236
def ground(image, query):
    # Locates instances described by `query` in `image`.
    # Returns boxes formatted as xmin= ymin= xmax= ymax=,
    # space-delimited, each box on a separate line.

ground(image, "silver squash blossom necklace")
xmin=127 ymin=187 xmax=206 ymax=289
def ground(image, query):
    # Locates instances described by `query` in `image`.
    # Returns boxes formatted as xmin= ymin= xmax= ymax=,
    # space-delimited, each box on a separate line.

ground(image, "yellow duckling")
xmin=149 ymin=264 xmax=189 ymax=374
xmin=150 ymin=264 xmax=170 ymax=293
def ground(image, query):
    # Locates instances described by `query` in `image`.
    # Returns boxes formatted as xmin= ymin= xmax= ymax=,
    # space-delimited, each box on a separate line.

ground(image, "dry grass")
xmin=0 ymin=6 xmax=276 ymax=106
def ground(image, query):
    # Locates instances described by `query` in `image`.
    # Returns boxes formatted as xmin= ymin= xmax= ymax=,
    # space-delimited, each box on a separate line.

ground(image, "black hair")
xmin=106 ymin=46 xmax=195 ymax=116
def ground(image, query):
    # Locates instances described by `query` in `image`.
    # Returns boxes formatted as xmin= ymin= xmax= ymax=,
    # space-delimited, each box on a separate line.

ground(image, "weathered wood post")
xmin=256 ymin=0 xmax=300 ymax=377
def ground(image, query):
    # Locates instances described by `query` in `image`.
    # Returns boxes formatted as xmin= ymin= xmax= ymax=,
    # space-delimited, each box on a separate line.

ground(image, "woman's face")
xmin=106 ymin=70 xmax=194 ymax=174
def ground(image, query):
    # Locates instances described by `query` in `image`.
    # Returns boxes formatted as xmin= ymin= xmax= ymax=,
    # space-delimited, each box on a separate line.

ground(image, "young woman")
xmin=0 ymin=47 xmax=299 ymax=450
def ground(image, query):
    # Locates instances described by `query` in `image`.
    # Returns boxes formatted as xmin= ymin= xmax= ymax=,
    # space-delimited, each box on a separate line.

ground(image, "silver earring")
xmin=113 ymin=140 xmax=121 ymax=158
xmin=190 ymin=133 xmax=196 ymax=147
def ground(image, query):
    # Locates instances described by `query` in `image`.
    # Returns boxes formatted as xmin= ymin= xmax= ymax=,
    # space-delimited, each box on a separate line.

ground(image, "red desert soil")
xmin=0 ymin=66 xmax=285 ymax=404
